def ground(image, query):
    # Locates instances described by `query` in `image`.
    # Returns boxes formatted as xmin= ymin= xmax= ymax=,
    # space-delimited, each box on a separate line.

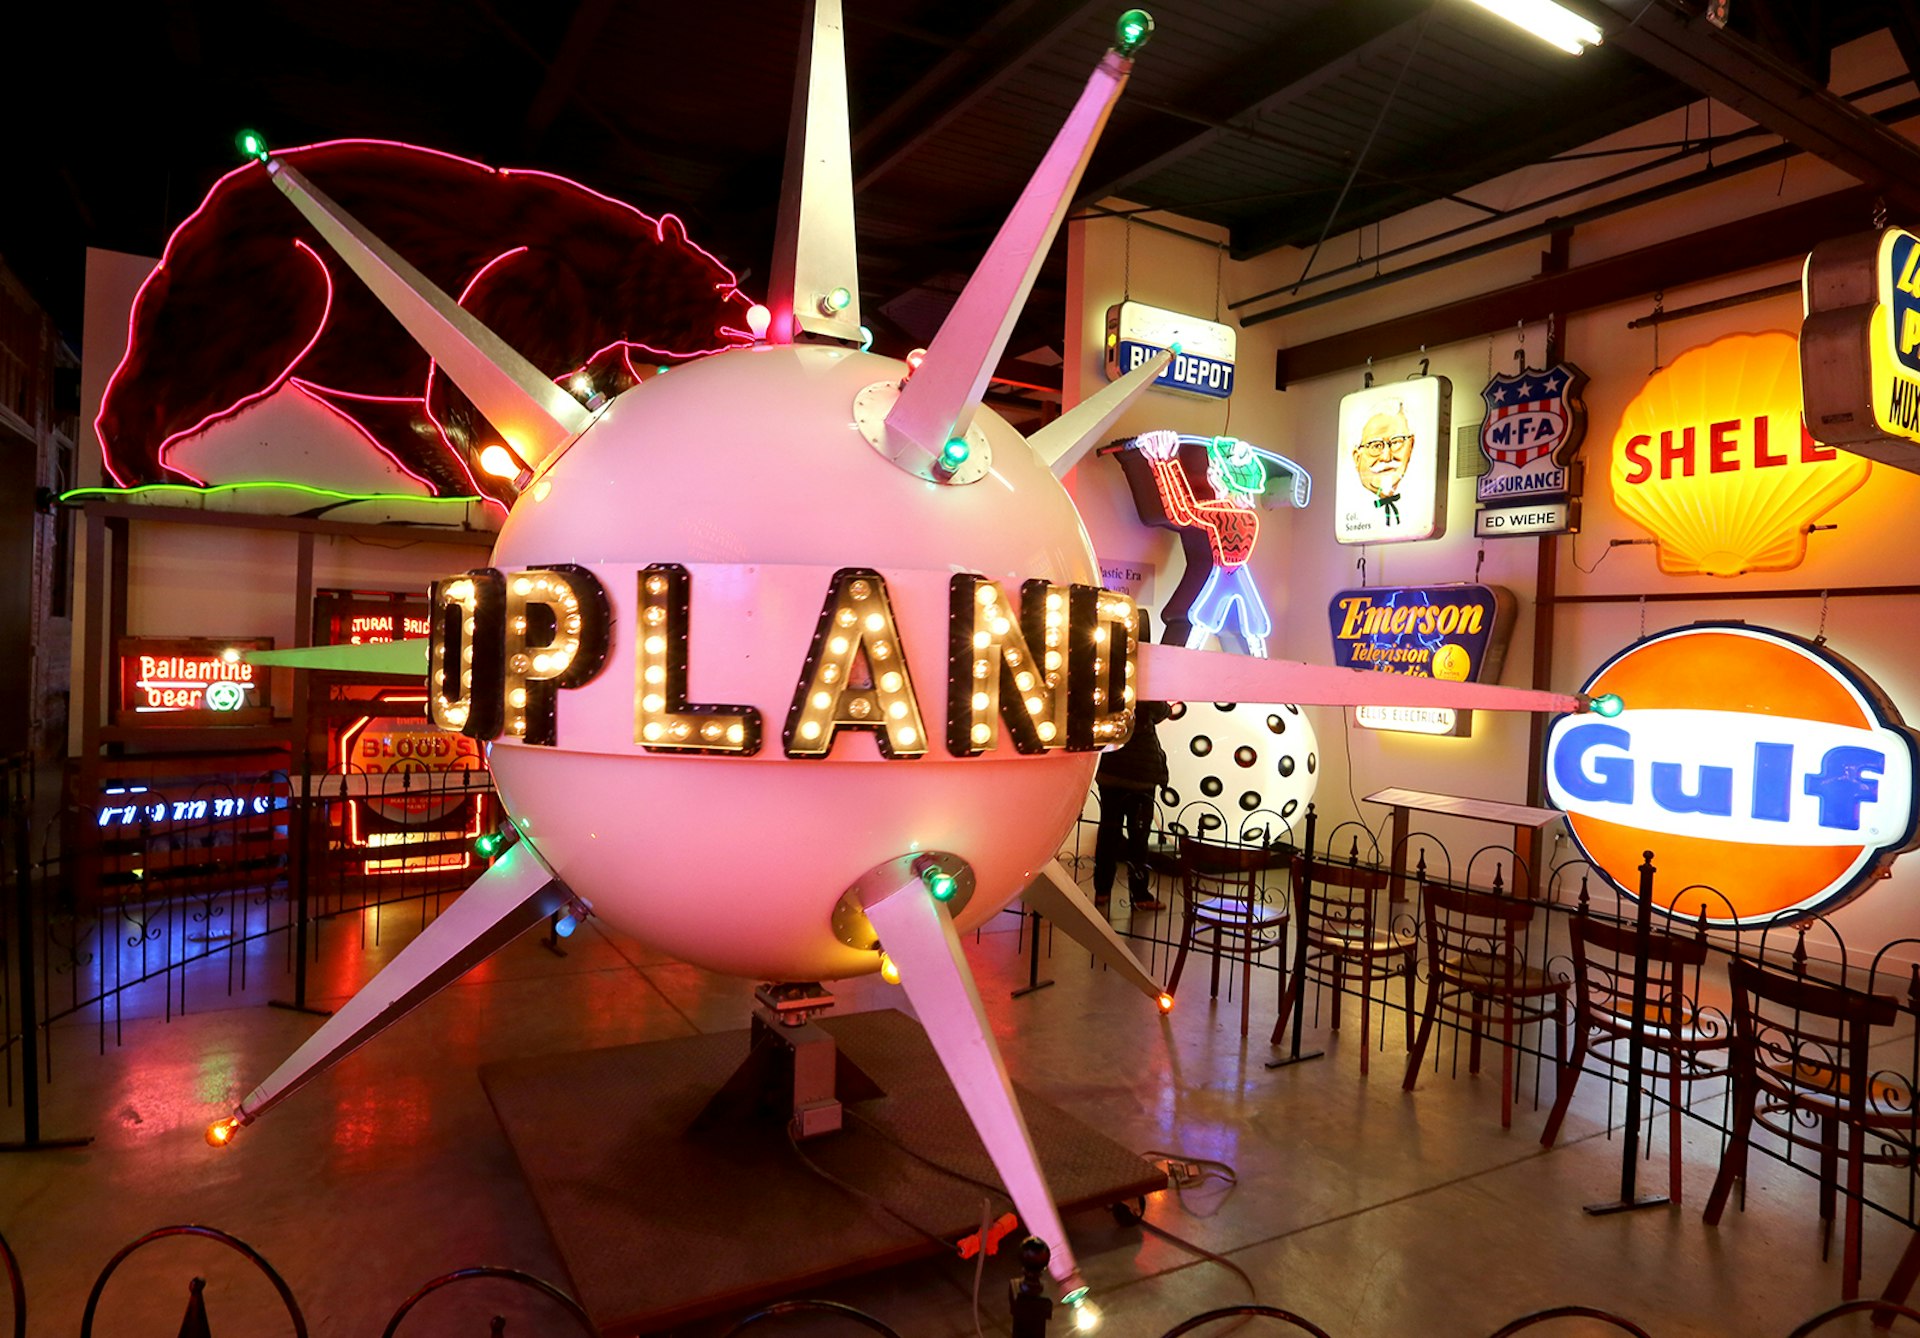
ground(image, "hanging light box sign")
xmin=1103 ymin=300 xmax=1236 ymax=399
xmin=1335 ymin=376 xmax=1451 ymax=545
xmin=1327 ymin=585 xmax=1513 ymax=737
xmin=1474 ymin=361 xmax=1587 ymax=537
xmin=315 ymin=589 xmax=433 ymax=646
xmin=1546 ymin=623 xmax=1919 ymax=926
xmin=1802 ymin=226 xmax=1920 ymax=471
xmin=1612 ymin=331 xmax=1869 ymax=576
xmin=115 ymin=637 xmax=273 ymax=726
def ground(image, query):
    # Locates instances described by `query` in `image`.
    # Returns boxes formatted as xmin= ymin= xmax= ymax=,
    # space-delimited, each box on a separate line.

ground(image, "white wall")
xmin=1064 ymin=30 xmax=1920 ymax=966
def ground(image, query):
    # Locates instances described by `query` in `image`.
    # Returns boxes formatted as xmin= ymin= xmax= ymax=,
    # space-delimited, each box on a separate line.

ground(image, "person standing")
xmin=1092 ymin=699 xmax=1172 ymax=911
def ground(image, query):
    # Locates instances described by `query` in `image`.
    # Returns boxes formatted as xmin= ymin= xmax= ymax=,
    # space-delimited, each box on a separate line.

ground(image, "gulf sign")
xmin=1547 ymin=624 xmax=1919 ymax=925
xmin=1103 ymin=300 xmax=1236 ymax=399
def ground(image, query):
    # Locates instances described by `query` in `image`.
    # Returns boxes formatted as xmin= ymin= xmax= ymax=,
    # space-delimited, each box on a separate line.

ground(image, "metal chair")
xmin=1402 ymin=882 xmax=1569 ymax=1129
xmin=1705 ymin=957 xmax=1916 ymax=1300
xmin=1539 ymin=907 xmax=1730 ymax=1201
xmin=1166 ymin=833 xmax=1292 ymax=1040
xmin=1270 ymin=850 xmax=1411 ymax=1075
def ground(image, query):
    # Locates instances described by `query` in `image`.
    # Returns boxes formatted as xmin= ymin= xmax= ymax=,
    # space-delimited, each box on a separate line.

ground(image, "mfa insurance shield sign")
xmin=1104 ymin=300 xmax=1236 ymax=399
xmin=1547 ymin=624 xmax=1919 ymax=926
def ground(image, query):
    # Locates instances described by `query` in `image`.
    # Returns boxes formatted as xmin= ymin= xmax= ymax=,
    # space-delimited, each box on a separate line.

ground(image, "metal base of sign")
xmin=1263 ymin=1048 xmax=1324 ymax=1070
xmin=1583 ymin=1194 xmax=1670 ymax=1216
xmin=267 ymin=999 xmax=334 ymax=1018
xmin=0 ymin=1134 xmax=94 ymax=1153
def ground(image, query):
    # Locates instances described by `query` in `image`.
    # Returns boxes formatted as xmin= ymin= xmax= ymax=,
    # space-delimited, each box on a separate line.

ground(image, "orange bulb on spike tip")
xmin=206 ymin=1115 xmax=242 ymax=1147
xmin=1157 ymin=992 xmax=1174 ymax=1014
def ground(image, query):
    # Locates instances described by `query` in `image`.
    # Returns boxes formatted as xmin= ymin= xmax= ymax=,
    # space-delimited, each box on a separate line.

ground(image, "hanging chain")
xmin=1874 ymin=196 xmax=1890 ymax=229
xmin=1357 ymin=553 xmax=1368 ymax=588
xmin=1122 ymin=217 xmax=1133 ymax=301
xmin=1814 ymin=590 xmax=1831 ymax=645
xmin=1473 ymin=546 xmax=1486 ymax=584
xmin=1639 ymin=595 xmax=1648 ymax=639
xmin=1650 ymin=291 xmax=1664 ymax=373
xmin=1546 ymin=312 xmax=1557 ymax=363
xmin=1213 ymin=243 xmax=1223 ymax=324
xmin=1486 ymin=333 xmax=1494 ymax=385
xmin=1513 ymin=320 xmax=1526 ymax=371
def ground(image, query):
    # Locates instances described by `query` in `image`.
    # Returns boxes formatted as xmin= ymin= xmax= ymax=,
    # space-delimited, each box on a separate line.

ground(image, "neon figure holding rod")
xmin=1107 ymin=429 xmax=1309 ymax=658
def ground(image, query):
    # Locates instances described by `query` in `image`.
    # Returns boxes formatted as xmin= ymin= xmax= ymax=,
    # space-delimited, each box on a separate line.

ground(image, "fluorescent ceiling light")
xmin=1460 ymin=0 xmax=1604 ymax=54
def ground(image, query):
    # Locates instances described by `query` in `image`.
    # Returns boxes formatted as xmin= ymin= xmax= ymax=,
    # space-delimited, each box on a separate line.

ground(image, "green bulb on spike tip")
xmin=1115 ymin=9 xmax=1154 ymax=55
xmin=236 ymin=129 xmax=270 ymax=163
xmin=1590 ymin=692 xmax=1625 ymax=718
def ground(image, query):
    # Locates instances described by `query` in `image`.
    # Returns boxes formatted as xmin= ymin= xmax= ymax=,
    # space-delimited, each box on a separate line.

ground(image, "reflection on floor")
xmin=2 ymin=884 xmax=1915 ymax=1336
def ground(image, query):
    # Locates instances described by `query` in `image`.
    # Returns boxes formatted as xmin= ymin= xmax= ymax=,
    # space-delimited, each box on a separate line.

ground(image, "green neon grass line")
xmin=60 ymin=482 xmax=486 ymax=506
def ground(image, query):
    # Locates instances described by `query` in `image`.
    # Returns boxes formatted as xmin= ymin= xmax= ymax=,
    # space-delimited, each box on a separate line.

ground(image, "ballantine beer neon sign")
xmin=1546 ymin=624 xmax=1918 ymax=925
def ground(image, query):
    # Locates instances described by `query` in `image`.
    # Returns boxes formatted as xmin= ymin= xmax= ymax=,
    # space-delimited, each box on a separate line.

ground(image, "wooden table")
xmin=1362 ymin=787 xmax=1563 ymax=900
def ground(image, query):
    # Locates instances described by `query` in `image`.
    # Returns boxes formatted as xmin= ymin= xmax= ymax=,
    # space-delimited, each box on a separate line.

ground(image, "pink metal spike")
xmin=264 ymin=159 xmax=592 ymax=472
xmin=1135 ymin=641 xmax=1588 ymax=715
xmin=767 ymin=0 xmax=863 ymax=345
xmin=885 ymin=45 xmax=1136 ymax=471
xmin=1033 ymin=349 xmax=1172 ymax=477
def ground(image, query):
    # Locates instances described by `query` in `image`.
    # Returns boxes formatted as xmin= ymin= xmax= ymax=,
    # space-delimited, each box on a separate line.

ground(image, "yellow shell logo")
xmin=1610 ymin=331 xmax=1870 ymax=577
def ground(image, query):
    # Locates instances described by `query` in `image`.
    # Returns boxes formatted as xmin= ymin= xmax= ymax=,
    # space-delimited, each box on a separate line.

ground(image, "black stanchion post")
xmin=1267 ymin=803 xmax=1324 ymax=1069
xmin=1007 ymin=1237 xmax=1053 ymax=1338
xmin=1011 ymin=909 xmax=1054 ymax=999
xmin=0 ymin=757 xmax=91 ymax=1152
xmin=1584 ymin=849 xmax=1668 ymax=1215
xmin=271 ymin=676 xmax=329 ymax=1018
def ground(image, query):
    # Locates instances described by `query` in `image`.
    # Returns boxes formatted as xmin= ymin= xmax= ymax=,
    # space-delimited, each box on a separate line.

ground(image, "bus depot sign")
xmin=1547 ymin=623 xmax=1919 ymax=926
xmin=1335 ymin=375 xmax=1452 ymax=545
xmin=1802 ymin=226 xmax=1920 ymax=471
xmin=1611 ymin=331 xmax=1869 ymax=577
xmin=1474 ymin=361 xmax=1586 ymax=538
xmin=1328 ymin=584 xmax=1514 ymax=737
xmin=1103 ymin=300 xmax=1236 ymax=399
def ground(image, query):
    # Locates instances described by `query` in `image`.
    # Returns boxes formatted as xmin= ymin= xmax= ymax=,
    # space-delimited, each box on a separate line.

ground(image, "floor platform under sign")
xmin=480 ymin=1006 xmax=1165 ymax=1335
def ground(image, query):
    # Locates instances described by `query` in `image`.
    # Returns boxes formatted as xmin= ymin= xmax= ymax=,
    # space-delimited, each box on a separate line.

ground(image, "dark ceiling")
xmin=3 ymin=0 xmax=1912 ymax=369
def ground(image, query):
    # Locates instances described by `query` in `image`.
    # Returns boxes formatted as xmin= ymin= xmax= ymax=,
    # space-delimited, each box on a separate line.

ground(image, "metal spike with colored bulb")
xmin=1116 ymin=9 xmax=1155 ymax=55
xmin=236 ymin=129 xmax=270 ymax=162
xmin=205 ymin=1115 xmax=243 ymax=1147
xmin=1590 ymin=692 xmax=1626 ymax=717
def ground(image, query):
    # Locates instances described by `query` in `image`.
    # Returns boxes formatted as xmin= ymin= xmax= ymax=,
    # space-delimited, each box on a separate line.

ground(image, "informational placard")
xmin=1103 ymin=300 xmax=1237 ymax=399
xmin=1612 ymin=331 xmax=1868 ymax=577
xmin=1335 ymin=376 xmax=1451 ymax=545
xmin=1802 ymin=226 xmax=1920 ymax=471
xmin=1328 ymin=584 xmax=1513 ymax=737
xmin=1475 ymin=362 xmax=1586 ymax=536
xmin=1546 ymin=623 xmax=1919 ymax=925
xmin=314 ymin=589 xmax=432 ymax=646
xmin=115 ymin=637 xmax=272 ymax=726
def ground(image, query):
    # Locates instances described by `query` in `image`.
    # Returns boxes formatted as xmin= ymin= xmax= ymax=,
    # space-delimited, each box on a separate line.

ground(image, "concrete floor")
xmin=2 ymin=886 xmax=1916 ymax=1337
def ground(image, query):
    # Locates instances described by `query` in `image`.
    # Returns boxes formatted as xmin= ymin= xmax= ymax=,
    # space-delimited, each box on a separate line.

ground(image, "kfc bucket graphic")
xmin=1547 ymin=624 xmax=1919 ymax=925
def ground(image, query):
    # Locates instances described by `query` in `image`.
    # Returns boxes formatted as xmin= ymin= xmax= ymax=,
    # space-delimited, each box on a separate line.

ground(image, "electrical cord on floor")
xmin=787 ymin=1119 xmax=1004 ymax=1338
xmin=1139 ymin=1147 xmax=1240 ymax=1215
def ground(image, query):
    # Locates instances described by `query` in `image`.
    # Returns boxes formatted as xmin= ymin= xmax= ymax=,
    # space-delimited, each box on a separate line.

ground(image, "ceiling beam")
xmin=1272 ymin=185 xmax=1869 ymax=388
xmin=852 ymin=0 xmax=1108 ymax=192
xmin=521 ymin=0 xmax=620 ymax=149
xmin=1890 ymin=0 xmax=1920 ymax=83
xmin=1075 ymin=0 xmax=1431 ymax=208
xmin=1229 ymin=70 xmax=1684 ymax=259
xmin=1586 ymin=0 xmax=1920 ymax=217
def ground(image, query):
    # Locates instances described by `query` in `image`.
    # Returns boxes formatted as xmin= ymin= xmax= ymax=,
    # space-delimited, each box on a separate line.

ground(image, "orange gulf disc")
xmin=1550 ymin=625 xmax=1918 ymax=926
